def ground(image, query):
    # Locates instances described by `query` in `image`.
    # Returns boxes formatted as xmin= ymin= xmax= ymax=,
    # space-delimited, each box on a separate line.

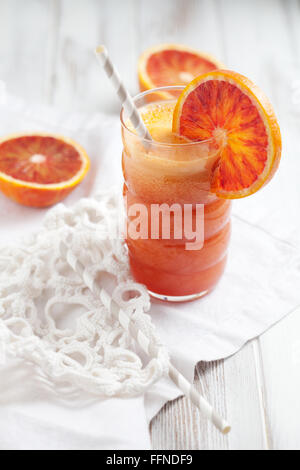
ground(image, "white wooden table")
xmin=0 ymin=0 xmax=299 ymax=450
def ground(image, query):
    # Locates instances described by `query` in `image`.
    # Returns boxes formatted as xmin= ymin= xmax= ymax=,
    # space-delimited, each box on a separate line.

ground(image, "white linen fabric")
xmin=0 ymin=81 xmax=299 ymax=449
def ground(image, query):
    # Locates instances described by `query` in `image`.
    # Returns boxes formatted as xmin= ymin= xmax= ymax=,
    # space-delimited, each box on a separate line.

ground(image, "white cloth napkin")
xmin=0 ymin=82 xmax=299 ymax=450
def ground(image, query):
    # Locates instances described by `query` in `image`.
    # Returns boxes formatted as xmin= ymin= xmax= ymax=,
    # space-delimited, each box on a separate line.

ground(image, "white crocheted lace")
xmin=0 ymin=190 xmax=169 ymax=397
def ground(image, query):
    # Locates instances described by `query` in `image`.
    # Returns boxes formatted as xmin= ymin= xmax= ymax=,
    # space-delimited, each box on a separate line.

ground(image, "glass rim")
xmin=120 ymin=86 xmax=215 ymax=148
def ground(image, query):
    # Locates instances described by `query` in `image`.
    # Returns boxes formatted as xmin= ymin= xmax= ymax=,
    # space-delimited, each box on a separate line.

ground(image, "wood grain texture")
xmin=259 ymin=306 xmax=300 ymax=450
xmin=49 ymin=0 xmax=139 ymax=113
xmin=151 ymin=341 xmax=268 ymax=450
xmin=0 ymin=0 xmax=299 ymax=450
xmin=0 ymin=0 xmax=52 ymax=103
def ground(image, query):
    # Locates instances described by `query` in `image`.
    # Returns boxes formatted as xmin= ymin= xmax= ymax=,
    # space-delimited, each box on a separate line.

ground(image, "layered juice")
xmin=121 ymin=91 xmax=231 ymax=300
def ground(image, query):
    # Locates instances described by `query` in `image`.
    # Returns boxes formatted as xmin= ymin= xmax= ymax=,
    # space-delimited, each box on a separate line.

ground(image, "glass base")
xmin=148 ymin=289 xmax=209 ymax=303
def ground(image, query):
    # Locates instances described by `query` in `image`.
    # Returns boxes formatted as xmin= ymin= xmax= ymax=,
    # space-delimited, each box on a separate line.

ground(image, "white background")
xmin=0 ymin=0 xmax=300 ymax=450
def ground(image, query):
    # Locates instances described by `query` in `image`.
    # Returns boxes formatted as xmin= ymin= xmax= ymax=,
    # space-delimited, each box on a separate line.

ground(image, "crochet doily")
xmin=0 ymin=190 xmax=169 ymax=397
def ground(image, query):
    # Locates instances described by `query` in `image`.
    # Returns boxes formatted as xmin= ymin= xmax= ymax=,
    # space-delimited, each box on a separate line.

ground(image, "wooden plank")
xmin=219 ymin=0 xmax=295 ymax=91
xmin=225 ymin=340 xmax=269 ymax=450
xmin=150 ymin=362 xmax=228 ymax=450
xmin=50 ymin=0 xmax=137 ymax=113
xmin=43 ymin=0 xmax=63 ymax=104
xmin=258 ymin=306 xmax=300 ymax=450
xmin=135 ymin=0 xmax=225 ymax=63
xmin=151 ymin=340 xmax=267 ymax=449
xmin=0 ymin=0 xmax=54 ymax=103
xmin=276 ymin=0 xmax=300 ymax=60
xmin=240 ymin=0 xmax=300 ymax=452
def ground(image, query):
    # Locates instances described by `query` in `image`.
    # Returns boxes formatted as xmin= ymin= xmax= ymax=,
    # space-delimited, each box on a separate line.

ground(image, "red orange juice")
xmin=121 ymin=87 xmax=231 ymax=301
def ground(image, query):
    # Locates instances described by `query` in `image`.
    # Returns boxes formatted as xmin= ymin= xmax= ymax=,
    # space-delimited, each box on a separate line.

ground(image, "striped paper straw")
xmin=95 ymin=45 xmax=152 ymax=144
xmin=60 ymin=241 xmax=231 ymax=434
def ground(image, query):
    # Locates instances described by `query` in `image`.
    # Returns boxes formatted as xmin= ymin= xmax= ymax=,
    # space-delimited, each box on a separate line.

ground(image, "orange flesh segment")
xmin=147 ymin=50 xmax=220 ymax=87
xmin=0 ymin=136 xmax=83 ymax=184
xmin=177 ymin=80 xmax=269 ymax=193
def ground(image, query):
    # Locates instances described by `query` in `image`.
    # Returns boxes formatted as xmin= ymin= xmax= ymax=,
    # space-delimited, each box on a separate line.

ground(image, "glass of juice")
xmin=121 ymin=86 xmax=231 ymax=302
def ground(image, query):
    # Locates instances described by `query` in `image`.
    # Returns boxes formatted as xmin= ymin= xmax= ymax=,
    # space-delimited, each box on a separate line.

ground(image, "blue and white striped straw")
xmin=60 ymin=240 xmax=231 ymax=434
xmin=95 ymin=45 xmax=152 ymax=144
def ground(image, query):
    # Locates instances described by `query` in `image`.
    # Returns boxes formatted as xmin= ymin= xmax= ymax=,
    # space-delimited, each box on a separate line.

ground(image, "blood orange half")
xmin=0 ymin=133 xmax=90 ymax=207
xmin=138 ymin=44 xmax=223 ymax=98
xmin=173 ymin=70 xmax=282 ymax=199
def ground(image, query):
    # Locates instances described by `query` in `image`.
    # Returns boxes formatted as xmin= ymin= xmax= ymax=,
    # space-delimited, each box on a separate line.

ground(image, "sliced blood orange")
xmin=0 ymin=133 xmax=90 ymax=207
xmin=173 ymin=70 xmax=282 ymax=199
xmin=138 ymin=44 xmax=224 ymax=98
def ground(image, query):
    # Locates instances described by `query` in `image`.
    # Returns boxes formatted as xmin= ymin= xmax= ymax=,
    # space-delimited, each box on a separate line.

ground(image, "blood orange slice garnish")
xmin=173 ymin=70 xmax=282 ymax=199
xmin=0 ymin=133 xmax=90 ymax=207
xmin=138 ymin=44 xmax=224 ymax=98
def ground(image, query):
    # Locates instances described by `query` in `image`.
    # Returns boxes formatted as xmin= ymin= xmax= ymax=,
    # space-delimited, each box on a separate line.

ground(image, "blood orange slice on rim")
xmin=138 ymin=44 xmax=224 ymax=98
xmin=173 ymin=70 xmax=282 ymax=198
xmin=0 ymin=133 xmax=90 ymax=207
